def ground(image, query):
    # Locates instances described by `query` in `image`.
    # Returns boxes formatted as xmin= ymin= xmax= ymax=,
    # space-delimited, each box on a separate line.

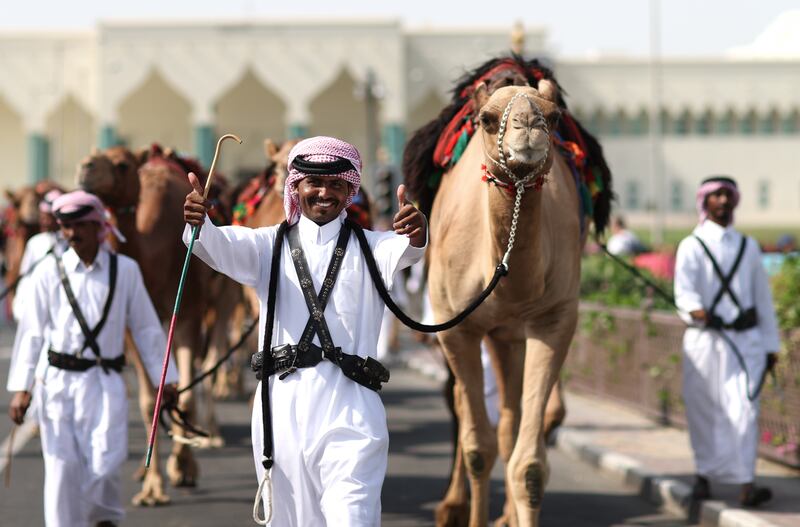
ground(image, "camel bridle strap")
xmin=478 ymin=91 xmax=552 ymax=269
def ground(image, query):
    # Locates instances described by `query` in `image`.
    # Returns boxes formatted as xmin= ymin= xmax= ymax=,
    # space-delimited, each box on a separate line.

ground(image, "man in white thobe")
xmin=183 ymin=136 xmax=427 ymax=526
xmin=674 ymin=175 xmax=779 ymax=507
xmin=7 ymin=190 xmax=178 ymax=527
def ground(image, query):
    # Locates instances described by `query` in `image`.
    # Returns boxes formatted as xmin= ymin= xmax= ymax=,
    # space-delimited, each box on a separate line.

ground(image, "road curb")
xmin=554 ymin=428 xmax=779 ymax=527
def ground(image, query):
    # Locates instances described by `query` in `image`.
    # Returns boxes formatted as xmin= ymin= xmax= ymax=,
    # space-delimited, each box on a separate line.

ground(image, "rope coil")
xmin=252 ymin=469 xmax=273 ymax=525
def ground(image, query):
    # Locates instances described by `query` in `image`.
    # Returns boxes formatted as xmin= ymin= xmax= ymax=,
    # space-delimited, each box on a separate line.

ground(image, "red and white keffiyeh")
xmin=52 ymin=190 xmax=127 ymax=243
xmin=284 ymin=136 xmax=361 ymax=224
xmin=696 ymin=176 xmax=740 ymax=224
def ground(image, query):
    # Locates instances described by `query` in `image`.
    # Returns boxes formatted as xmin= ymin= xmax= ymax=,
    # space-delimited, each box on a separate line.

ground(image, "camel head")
xmin=264 ymin=138 xmax=300 ymax=198
xmin=474 ymin=82 xmax=560 ymax=184
xmin=76 ymin=146 xmax=143 ymax=209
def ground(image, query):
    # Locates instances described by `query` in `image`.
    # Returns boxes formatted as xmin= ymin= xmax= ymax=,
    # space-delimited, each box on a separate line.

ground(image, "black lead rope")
xmin=598 ymin=242 xmax=773 ymax=401
xmin=346 ymin=219 xmax=508 ymax=333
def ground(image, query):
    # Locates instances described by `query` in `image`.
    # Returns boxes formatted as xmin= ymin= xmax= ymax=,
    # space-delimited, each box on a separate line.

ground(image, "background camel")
xmin=2 ymin=181 xmax=64 ymax=310
xmin=77 ymin=145 xmax=221 ymax=503
xmin=404 ymin=55 xmax=612 ymax=526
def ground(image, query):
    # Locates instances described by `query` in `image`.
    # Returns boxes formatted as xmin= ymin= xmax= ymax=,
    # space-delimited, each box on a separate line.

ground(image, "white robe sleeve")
xmin=6 ymin=264 xmax=52 ymax=392
xmin=367 ymin=230 xmax=426 ymax=292
xmin=750 ymin=242 xmax=781 ymax=353
xmin=124 ymin=260 xmax=179 ymax=386
xmin=182 ymin=216 xmax=274 ymax=288
xmin=674 ymin=236 xmax=704 ymax=324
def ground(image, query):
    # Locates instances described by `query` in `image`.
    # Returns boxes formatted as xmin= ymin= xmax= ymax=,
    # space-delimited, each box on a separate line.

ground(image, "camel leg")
xmin=435 ymin=368 xmax=469 ymax=527
xmin=438 ymin=328 xmax=496 ymax=527
xmin=543 ymin=379 xmax=566 ymax=442
xmin=167 ymin=326 xmax=200 ymax=488
xmin=484 ymin=330 xmax=525 ymax=527
xmin=508 ymin=303 xmax=577 ymax=526
xmin=125 ymin=334 xmax=171 ymax=506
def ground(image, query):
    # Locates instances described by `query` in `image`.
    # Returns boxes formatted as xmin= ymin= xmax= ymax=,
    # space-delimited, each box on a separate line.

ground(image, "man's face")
xmin=60 ymin=220 xmax=101 ymax=258
xmin=296 ymin=176 xmax=352 ymax=225
xmin=39 ymin=212 xmax=57 ymax=232
xmin=705 ymin=188 xmax=735 ymax=226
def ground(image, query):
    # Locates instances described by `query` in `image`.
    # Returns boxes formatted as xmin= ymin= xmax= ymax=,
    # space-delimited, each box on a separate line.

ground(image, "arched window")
xmin=695 ymin=109 xmax=714 ymax=135
xmin=659 ymin=108 xmax=672 ymax=134
xmin=739 ymin=109 xmax=758 ymax=135
xmin=631 ymin=108 xmax=649 ymax=135
xmin=670 ymin=180 xmax=684 ymax=211
xmin=608 ymin=108 xmax=627 ymax=135
xmin=760 ymin=109 xmax=780 ymax=134
xmin=588 ymin=108 xmax=607 ymax=136
xmin=625 ymin=180 xmax=640 ymax=210
xmin=782 ymin=109 xmax=799 ymax=134
xmin=717 ymin=108 xmax=737 ymax=134
xmin=674 ymin=109 xmax=692 ymax=135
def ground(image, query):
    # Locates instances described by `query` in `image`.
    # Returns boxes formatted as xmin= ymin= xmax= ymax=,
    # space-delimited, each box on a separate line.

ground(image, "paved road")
xmin=0 ymin=329 xmax=688 ymax=526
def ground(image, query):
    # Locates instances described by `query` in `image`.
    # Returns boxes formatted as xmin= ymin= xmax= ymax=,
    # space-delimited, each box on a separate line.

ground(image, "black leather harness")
xmin=50 ymin=251 xmax=124 ymax=374
xmin=254 ymin=220 xmax=390 ymax=473
xmin=693 ymin=234 xmax=758 ymax=332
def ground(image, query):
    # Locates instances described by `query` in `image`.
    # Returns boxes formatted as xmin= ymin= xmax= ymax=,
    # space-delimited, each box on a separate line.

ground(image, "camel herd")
xmin=2 ymin=54 xmax=612 ymax=527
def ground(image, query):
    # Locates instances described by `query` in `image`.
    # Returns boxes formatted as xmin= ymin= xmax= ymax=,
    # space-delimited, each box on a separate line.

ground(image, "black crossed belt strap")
xmin=54 ymin=251 xmax=118 ymax=373
xmin=47 ymin=349 xmax=125 ymax=373
xmin=288 ymin=221 xmax=351 ymax=360
xmin=693 ymin=235 xmax=755 ymax=330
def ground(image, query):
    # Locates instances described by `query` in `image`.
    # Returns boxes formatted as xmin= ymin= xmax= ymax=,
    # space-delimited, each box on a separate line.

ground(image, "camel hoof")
xmin=435 ymin=500 xmax=469 ymax=527
xmin=167 ymin=450 xmax=199 ymax=488
xmin=131 ymin=472 xmax=171 ymax=507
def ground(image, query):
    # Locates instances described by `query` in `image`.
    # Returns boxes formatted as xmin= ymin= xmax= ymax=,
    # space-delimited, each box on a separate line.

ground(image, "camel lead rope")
xmin=252 ymin=469 xmax=273 ymax=525
xmin=4 ymin=425 xmax=16 ymax=488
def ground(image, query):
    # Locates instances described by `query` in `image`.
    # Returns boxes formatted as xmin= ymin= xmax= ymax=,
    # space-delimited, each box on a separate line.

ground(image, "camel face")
xmin=476 ymin=85 xmax=559 ymax=181
xmin=77 ymin=147 xmax=140 ymax=208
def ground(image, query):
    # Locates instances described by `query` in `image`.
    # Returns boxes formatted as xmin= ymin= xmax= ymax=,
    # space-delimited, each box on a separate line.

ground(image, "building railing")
xmin=564 ymin=302 xmax=800 ymax=469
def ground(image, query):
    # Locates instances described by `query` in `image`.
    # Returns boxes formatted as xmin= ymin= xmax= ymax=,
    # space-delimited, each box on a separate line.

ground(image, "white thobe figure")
xmin=11 ymin=230 xmax=64 ymax=321
xmin=7 ymin=246 xmax=178 ymax=527
xmin=674 ymin=220 xmax=780 ymax=484
xmin=185 ymin=211 xmax=424 ymax=527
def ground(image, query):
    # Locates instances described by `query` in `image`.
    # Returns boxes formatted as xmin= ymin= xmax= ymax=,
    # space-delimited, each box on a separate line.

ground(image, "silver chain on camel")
xmin=487 ymin=91 xmax=550 ymax=270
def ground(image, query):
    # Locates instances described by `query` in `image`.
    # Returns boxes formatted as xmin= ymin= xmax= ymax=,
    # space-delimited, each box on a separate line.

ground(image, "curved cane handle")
xmin=203 ymin=133 xmax=243 ymax=198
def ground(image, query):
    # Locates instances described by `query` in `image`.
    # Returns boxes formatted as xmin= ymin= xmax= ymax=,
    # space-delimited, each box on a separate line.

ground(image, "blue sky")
xmin=0 ymin=0 xmax=796 ymax=58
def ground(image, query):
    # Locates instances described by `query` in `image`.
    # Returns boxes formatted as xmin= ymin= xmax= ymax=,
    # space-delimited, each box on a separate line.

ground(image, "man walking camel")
xmin=674 ymin=175 xmax=779 ymax=507
xmin=183 ymin=136 xmax=427 ymax=526
xmin=7 ymin=190 xmax=178 ymax=527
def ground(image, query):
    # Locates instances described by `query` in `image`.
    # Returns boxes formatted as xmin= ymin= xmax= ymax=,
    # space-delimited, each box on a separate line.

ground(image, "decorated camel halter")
xmin=480 ymin=91 xmax=551 ymax=269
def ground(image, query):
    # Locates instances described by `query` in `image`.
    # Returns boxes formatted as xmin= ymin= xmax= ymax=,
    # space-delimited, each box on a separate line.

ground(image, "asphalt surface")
xmin=0 ymin=325 xmax=687 ymax=526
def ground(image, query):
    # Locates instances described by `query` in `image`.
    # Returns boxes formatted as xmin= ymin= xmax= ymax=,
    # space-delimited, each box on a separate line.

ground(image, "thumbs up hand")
xmin=184 ymin=172 xmax=212 ymax=229
xmin=392 ymin=184 xmax=427 ymax=248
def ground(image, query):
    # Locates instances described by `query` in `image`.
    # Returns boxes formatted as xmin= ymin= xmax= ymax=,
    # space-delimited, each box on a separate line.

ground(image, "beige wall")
xmin=214 ymin=69 xmax=287 ymax=179
xmin=46 ymin=95 xmax=95 ymax=189
xmin=407 ymin=89 xmax=447 ymax=137
xmin=117 ymin=69 xmax=192 ymax=155
xmin=0 ymin=96 xmax=26 ymax=190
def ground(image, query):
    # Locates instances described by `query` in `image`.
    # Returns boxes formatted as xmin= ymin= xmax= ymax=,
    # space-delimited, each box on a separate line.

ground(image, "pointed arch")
xmin=308 ymin=67 xmax=379 ymax=170
xmin=46 ymin=94 xmax=95 ymax=187
xmin=117 ymin=69 xmax=192 ymax=153
xmin=408 ymin=89 xmax=447 ymax=136
xmin=214 ymin=68 xmax=288 ymax=179
xmin=0 ymin=94 xmax=25 ymax=189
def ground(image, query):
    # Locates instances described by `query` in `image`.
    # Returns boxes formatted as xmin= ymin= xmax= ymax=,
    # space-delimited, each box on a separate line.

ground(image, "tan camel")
xmin=427 ymin=82 xmax=584 ymax=527
xmin=2 ymin=181 xmax=65 ymax=308
xmin=77 ymin=145 xmax=212 ymax=503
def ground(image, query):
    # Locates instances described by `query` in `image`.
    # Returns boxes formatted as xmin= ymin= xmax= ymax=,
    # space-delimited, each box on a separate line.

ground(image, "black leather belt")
xmin=251 ymin=343 xmax=389 ymax=391
xmin=707 ymin=307 xmax=758 ymax=332
xmin=48 ymin=350 xmax=126 ymax=373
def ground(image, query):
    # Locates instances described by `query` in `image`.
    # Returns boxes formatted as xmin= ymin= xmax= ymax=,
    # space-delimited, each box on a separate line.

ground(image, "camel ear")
xmin=4 ymin=189 xmax=16 ymax=204
xmin=472 ymin=82 xmax=490 ymax=110
xmin=536 ymin=79 xmax=559 ymax=103
xmin=264 ymin=139 xmax=278 ymax=159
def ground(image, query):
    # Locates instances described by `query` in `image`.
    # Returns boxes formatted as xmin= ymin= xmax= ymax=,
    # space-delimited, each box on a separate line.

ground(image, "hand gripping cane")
xmin=145 ymin=133 xmax=242 ymax=468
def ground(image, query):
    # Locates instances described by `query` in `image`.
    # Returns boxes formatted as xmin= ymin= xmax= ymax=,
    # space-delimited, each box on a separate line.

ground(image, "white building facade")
xmin=0 ymin=19 xmax=797 ymax=227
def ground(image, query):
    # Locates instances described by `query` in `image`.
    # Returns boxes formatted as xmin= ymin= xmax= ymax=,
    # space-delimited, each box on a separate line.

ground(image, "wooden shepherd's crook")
xmin=145 ymin=133 xmax=242 ymax=468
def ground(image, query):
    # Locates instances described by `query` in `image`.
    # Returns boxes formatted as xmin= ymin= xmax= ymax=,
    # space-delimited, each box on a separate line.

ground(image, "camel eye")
xmin=479 ymin=111 xmax=499 ymax=133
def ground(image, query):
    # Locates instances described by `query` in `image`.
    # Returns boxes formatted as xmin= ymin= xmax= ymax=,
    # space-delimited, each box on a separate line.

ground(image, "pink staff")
xmin=145 ymin=133 xmax=242 ymax=468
